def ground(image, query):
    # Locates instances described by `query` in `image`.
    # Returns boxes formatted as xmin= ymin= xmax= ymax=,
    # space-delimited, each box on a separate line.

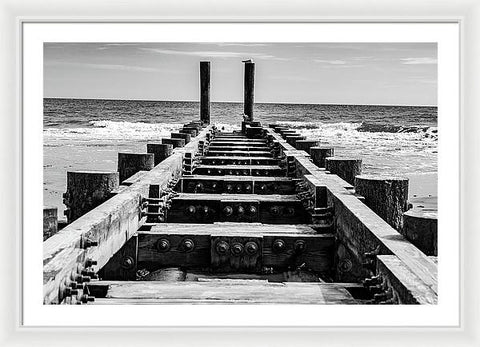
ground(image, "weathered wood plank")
xmin=376 ymin=255 xmax=437 ymax=304
xmin=89 ymin=281 xmax=357 ymax=304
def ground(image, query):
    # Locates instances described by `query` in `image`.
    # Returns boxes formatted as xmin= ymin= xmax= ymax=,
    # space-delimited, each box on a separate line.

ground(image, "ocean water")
xmin=43 ymin=98 xmax=438 ymax=216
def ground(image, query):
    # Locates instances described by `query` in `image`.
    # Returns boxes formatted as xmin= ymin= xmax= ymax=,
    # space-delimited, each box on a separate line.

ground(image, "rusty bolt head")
xmin=269 ymin=206 xmax=281 ymax=216
xmin=294 ymin=240 xmax=307 ymax=254
xmin=121 ymin=256 xmax=135 ymax=270
xmin=247 ymin=205 xmax=257 ymax=215
xmin=237 ymin=205 xmax=245 ymax=215
xmin=284 ymin=207 xmax=295 ymax=216
xmin=260 ymin=184 xmax=267 ymax=192
xmin=182 ymin=239 xmax=195 ymax=252
xmin=185 ymin=205 xmax=196 ymax=215
xmin=231 ymin=243 xmax=244 ymax=256
xmin=226 ymin=184 xmax=233 ymax=192
xmin=211 ymin=183 xmax=218 ymax=190
xmin=223 ymin=206 xmax=233 ymax=216
xmin=156 ymin=238 xmax=170 ymax=252
xmin=215 ymin=241 xmax=230 ymax=255
xmin=235 ymin=185 xmax=242 ymax=193
xmin=245 ymin=242 xmax=258 ymax=255
xmin=244 ymin=184 xmax=252 ymax=192
xmin=195 ymin=183 xmax=204 ymax=192
xmin=272 ymin=239 xmax=286 ymax=253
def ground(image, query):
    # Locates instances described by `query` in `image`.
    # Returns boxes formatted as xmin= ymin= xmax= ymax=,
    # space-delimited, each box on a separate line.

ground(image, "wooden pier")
xmin=43 ymin=61 xmax=437 ymax=306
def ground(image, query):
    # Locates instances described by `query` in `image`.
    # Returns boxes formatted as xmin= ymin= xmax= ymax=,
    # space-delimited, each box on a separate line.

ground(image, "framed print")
xmin=1 ymin=0 xmax=478 ymax=346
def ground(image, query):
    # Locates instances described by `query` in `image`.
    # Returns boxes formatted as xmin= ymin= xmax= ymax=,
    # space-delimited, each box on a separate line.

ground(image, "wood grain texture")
xmin=90 ymin=280 xmax=357 ymax=304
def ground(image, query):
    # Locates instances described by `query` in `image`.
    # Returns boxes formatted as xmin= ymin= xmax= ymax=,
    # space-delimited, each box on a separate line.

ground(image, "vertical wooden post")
xmin=325 ymin=158 xmax=362 ymax=185
xmin=43 ymin=206 xmax=58 ymax=241
xmin=147 ymin=143 xmax=173 ymax=165
xmin=63 ymin=171 xmax=119 ymax=223
xmin=403 ymin=209 xmax=438 ymax=256
xmin=295 ymin=139 xmax=321 ymax=154
xmin=310 ymin=147 xmax=334 ymax=168
xmin=244 ymin=61 xmax=255 ymax=121
xmin=200 ymin=61 xmax=210 ymax=125
xmin=354 ymin=175 xmax=409 ymax=231
xmin=118 ymin=153 xmax=155 ymax=183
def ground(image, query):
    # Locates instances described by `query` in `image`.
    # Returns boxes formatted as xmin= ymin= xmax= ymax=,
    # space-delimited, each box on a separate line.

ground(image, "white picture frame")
xmin=2 ymin=0 xmax=478 ymax=345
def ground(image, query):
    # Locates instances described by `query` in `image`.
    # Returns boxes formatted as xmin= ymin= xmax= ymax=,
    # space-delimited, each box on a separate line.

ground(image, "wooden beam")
xmin=88 ymin=280 xmax=357 ymax=304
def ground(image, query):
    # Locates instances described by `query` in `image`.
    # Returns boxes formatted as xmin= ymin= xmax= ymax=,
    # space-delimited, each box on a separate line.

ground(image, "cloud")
xmin=138 ymin=48 xmax=288 ymax=61
xmin=400 ymin=57 xmax=437 ymax=65
xmin=45 ymin=60 xmax=162 ymax=72
xmin=314 ymin=59 xmax=347 ymax=65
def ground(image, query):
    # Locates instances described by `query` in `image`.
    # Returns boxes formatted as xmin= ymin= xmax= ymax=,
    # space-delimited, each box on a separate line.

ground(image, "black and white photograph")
xmin=42 ymin=41 xmax=439 ymax=306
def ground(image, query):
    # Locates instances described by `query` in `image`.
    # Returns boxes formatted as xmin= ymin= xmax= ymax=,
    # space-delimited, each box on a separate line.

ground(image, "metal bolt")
xmin=223 ymin=206 xmax=233 ymax=216
xmin=83 ymin=239 xmax=98 ymax=249
xmin=259 ymin=184 xmax=267 ymax=192
xmin=65 ymin=287 xmax=78 ymax=296
xmin=269 ymin=206 xmax=280 ymax=216
xmin=294 ymin=240 xmax=307 ymax=254
xmin=235 ymin=185 xmax=242 ymax=193
xmin=80 ymin=294 xmax=95 ymax=303
xmin=85 ymin=259 xmax=97 ymax=267
xmin=120 ymin=256 xmax=135 ymax=270
xmin=231 ymin=243 xmax=244 ymax=256
xmin=284 ymin=207 xmax=295 ymax=216
xmin=244 ymin=184 xmax=252 ymax=192
xmin=272 ymin=239 xmax=286 ymax=253
xmin=245 ymin=241 xmax=258 ymax=255
xmin=195 ymin=183 xmax=204 ymax=192
xmin=226 ymin=184 xmax=233 ymax=193
xmin=215 ymin=241 xmax=230 ymax=255
xmin=247 ymin=205 xmax=257 ymax=215
xmin=156 ymin=238 xmax=170 ymax=252
xmin=185 ymin=205 xmax=196 ymax=215
xmin=237 ymin=205 xmax=245 ymax=215
xmin=182 ymin=239 xmax=195 ymax=252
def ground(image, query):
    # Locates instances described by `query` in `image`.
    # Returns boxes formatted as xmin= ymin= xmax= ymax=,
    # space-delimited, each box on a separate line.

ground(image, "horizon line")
xmin=43 ymin=96 xmax=438 ymax=108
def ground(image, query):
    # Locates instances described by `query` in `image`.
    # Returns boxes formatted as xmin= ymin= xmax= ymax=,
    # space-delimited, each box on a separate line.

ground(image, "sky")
xmin=44 ymin=42 xmax=437 ymax=106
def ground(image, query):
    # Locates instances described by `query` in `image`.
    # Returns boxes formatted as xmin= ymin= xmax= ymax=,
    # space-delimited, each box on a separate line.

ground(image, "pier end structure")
xmin=200 ymin=61 xmax=210 ymax=125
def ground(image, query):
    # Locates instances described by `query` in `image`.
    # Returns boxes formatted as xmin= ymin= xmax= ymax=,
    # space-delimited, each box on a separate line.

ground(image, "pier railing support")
xmin=243 ymin=61 xmax=255 ymax=121
xmin=200 ymin=61 xmax=210 ymax=125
